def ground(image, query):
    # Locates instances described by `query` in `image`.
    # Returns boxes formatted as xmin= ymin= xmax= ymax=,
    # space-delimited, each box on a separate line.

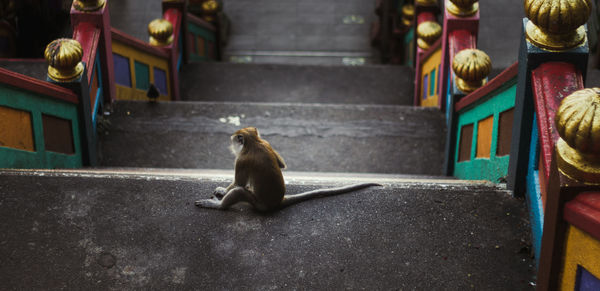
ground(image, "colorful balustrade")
xmin=0 ymin=68 xmax=82 ymax=168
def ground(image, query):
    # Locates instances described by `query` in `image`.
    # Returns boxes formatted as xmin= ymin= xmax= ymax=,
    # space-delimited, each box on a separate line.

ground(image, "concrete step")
xmin=98 ymin=100 xmax=445 ymax=175
xmin=223 ymin=0 xmax=377 ymax=65
xmin=0 ymin=169 xmax=534 ymax=290
xmin=180 ymin=62 xmax=414 ymax=105
xmin=0 ymin=60 xmax=47 ymax=81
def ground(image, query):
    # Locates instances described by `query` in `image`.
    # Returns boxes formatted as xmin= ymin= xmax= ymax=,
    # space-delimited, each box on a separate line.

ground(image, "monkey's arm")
xmin=273 ymin=150 xmax=286 ymax=169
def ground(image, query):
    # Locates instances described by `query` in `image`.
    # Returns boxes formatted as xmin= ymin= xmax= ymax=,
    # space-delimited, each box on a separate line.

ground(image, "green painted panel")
xmin=134 ymin=61 xmax=150 ymax=90
xmin=453 ymin=79 xmax=517 ymax=182
xmin=188 ymin=22 xmax=216 ymax=42
xmin=0 ymin=83 xmax=82 ymax=169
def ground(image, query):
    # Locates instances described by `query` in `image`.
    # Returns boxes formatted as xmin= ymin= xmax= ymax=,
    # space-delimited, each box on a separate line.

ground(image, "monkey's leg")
xmin=213 ymin=182 xmax=235 ymax=199
xmin=196 ymin=187 xmax=255 ymax=210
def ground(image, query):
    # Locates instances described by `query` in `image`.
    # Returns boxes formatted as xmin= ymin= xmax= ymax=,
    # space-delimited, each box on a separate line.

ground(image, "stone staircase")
xmin=0 ymin=0 xmax=540 ymax=289
xmin=0 ymin=169 xmax=534 ymax=289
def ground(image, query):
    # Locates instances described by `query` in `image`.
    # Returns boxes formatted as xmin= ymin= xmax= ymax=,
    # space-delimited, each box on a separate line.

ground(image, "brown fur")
xmin=195 ymin=127 xmax=380 ymax=211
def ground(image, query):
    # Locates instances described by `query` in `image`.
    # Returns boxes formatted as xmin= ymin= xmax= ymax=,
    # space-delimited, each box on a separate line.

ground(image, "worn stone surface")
xmin=181 ymin=62 xmax=414 ymax=104
xmin=0 ymin=170 xmax=535 ymax=290
xmin=478 ymin=0 xmax=524 ymax=71
xmin=108 ymin=0 xmax=162 ymax=43
xmin=0 ymin=60 xmax=48 ymax=81
xmin=223 ymin=0 xmax=378 ymax=65
xmin=587 ymin=69 xmax=600 ymax=88
xmin=98 ymin=101 xmax=446 ymax=175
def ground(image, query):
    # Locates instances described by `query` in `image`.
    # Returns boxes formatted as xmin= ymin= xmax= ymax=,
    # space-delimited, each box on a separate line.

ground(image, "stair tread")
xmin=180 ymin=62 xmax=414 ymax=105
xmin=0 ymin=170 xmax=534 ymax=289
xmin=99 ymin=101 xmax=446 ymax=175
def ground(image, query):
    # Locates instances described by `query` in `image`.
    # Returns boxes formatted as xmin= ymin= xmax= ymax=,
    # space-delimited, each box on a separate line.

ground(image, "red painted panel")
xmin=0 ymin=67 xmax=78 ymax=104
xmin=564 ymin=192 xmax=600 ymax=241
xmin=438 ymin=8 xmax=479 ymax=110
xmin=531 ymin=62 xmax=584 ymax=182
xmin=163 ymin=8 xmax=182 ymax=101
xmin=73 ymin=22 xmax=100 ymax=85
xmin=455 ymin=62 xmax=518 ymax=112
xmin=416 ymin=11 xmax=436 ymax=25
xmin=70 ymin=1 xmax=116 ymax=103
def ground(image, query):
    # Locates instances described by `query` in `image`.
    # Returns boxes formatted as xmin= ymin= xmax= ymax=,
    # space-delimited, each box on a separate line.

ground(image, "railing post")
xmin=537 ymin=87 xmax=600 ymax=290
xmin=507 ymin=0 xmax=590 ymax=196
xmin=163 ymin=0 xmax=189 ymax=64
xmin=44 ymin=38 xmax=96 ymax=166
xmin=70 ymin=0 xmax=116 ymax=104
xmin=438 ymin=0 xmax=479 ymax=176
xmin=438 ymin=0 xmax=479 ymax=113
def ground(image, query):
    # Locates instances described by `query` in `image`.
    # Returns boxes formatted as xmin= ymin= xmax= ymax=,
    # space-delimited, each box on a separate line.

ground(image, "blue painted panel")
xmin=423 ymin=74 xmax=428 ymax=100
xmin=153 ymin=67 xmax=167 ymax=96
xmin=429 ymin=67 xmax=436 ymax=96
xmin=92 ymin=54 xmax=103 ymax=131
xmin=113 ymin=53 xmax=131 ymax=87
xmin=576 ymin=266 xmax=600 ymax=291
xmin=526 ymin=114 xmax=544 ymax=267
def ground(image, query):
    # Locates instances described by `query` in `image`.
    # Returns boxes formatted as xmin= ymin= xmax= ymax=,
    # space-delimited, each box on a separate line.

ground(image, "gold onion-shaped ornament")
xmin=402 ymin=4 xmax=415 ymax=27
xmin=452 ymin=49 xmax=491 ymax=93
xmin=73 ymin=0 xmax=106 ymax=12
xmin=555 ymin=88 xmax=600 ymax=183
xmin=417 ymin=21 xmax=442 ymax=49
xmin=416 ymin=0 xmax=438 ymax=7
xmin=447 ymin=0 xmax=479 ymax=17
xmin=524 ymin=0 xmax=592 ymax=51
xmin=45 ymin=38 xmax=84 ymax=82
xmin=202 ymin=0 xmax=220 ymax=22
xmin=148 ymin=19 xmax=174 ymax=46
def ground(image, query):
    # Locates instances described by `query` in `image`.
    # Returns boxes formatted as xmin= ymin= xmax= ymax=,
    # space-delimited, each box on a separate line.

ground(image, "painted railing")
xmin=0 ymin=68 xmax=83 ymax=168
xmin=111 ymin=28 xmax=174 ymax=101
xmin=408 ymin=0 xmax=600 ymax=287
xmin=0 ymin=0 xmax=227 ymax=169
xmin=452 ymin=63 xmax=517 ymax=182
xmin=187 ymin=13 xmax=218 ymax=62
xmin=110 ymin=3 xmax=184 ymax=101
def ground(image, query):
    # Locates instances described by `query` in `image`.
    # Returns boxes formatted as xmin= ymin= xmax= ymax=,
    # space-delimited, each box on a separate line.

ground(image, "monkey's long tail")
xmin=280 ymin=183 xmax=382 ymax=208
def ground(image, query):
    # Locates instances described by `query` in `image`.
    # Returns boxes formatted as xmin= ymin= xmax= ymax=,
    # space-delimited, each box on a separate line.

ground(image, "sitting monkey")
xmin=195 ymin=127 xmax=381 ymax=211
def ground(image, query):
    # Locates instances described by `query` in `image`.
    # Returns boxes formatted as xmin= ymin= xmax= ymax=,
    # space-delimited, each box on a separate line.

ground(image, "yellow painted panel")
xmin=420 ymin=48 xmax=441 ymax=107
xmin=112 ymin=40 xmax=171 ymax=101
xmin=0 ymin=105 xmax=35 ymax=151
xmin=476 ymin=115 xmax=494 ymax=158
xmin=560 ymin=225 xmax=600 ymax=290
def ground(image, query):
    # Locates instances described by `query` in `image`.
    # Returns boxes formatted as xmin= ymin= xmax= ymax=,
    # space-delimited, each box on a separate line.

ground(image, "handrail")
xmin=0 ymin=67 xmax=78 ymax=104
xmin=455 ymin=62 xmax=518 ymax=112
xmin=73 ymin=22 xmax=101 ymax=85
xmin=187 ymin=12 xmax=216 ymax=32
xmin=111 ymin=28 xmax=170 ymax=59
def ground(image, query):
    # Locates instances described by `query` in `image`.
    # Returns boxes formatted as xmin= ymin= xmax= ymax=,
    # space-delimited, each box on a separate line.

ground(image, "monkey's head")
xmin=229 ymin=127 xmax=261 ymax=156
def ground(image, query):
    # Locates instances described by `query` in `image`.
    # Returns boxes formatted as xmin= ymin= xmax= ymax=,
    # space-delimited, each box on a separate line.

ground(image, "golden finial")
xmin=148 ymin=19 xmax=174 ymax=46
xmin=201 ymin=0 xmax=220 ymax=22
xmin=555 ymin=88 xmax=600 ymax=183
xmin=73 ymin=0 xmax=106 ymax=12
xmin=44 ymin=38 xmax=84 ymax=82
xmin=415 ymin=0 xmax=438 ymax=7
xmin=446 ymin=0 xmax=479 ymax=17
xmin=451 ymin=49 xmax=491 ymax=93
xmin=401 ymin=4 xmax=415 ymax=27
xmin=524 ymin=0 xmax=592 ymax=51
xmin=417 ymin=21 xmax=442 ymax=49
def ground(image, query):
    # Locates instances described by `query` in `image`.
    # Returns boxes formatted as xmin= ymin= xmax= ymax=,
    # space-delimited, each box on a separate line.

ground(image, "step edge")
xmin=0 ymin=168 xmax=503 ymax=190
